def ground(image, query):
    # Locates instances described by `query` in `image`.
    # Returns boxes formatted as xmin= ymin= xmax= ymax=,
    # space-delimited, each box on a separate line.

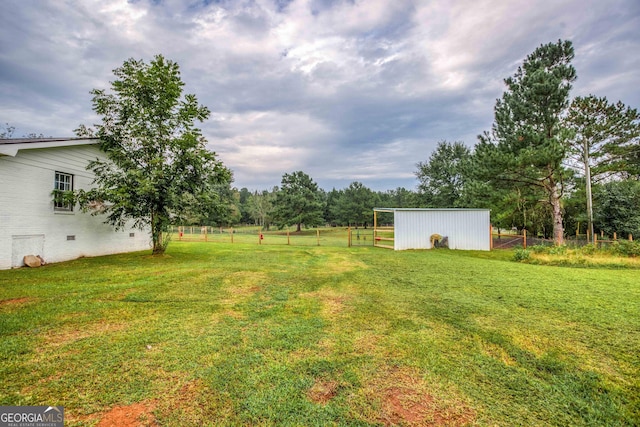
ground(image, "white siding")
xmin=393 ymin=209 xmax=490 ymax=251
xmin=0 ymin=144 xmax=151 ymax=269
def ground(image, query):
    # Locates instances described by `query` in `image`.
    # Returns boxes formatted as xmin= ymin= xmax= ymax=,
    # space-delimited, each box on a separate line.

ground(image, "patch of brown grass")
xmin=0 ymin=297 xmax=35 ymax=307
xmin=307 ymin=379 xmax=340 ymax=404
xmin=300 ymin=288 xmax=352 ymax=318
xmin=39 ymin=321 xmax=127 ymax=350
xmin=149 ymin=371 xmax=235 ymax=424
xmin=360 ymin=366 xmax=476 ymax=426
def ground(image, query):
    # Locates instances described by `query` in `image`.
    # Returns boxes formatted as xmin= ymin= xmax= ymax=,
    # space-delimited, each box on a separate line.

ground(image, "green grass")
xmin=1 ymin=243 xmax=638 ymax=426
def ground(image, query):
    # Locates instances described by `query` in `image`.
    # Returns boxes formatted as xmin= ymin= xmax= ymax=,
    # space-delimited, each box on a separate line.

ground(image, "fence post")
xmin=523 ymin=229 xmax=527 ymax=249
xmin=630 ymin=233 xmax=633 ymax=242
xmin=614 ymin=232 xmax=617 ymax=241
xmin=317 ymin=229 xmax=320 ymax=246
xmin=594 ymin=233 xmax=598 ymax=247
xmin=287 ymin=230 xmax=290 ymax=245
xmin=348 ymin=226 xmax=351 ymax=248
xmin=205 ymin=226 xmax=208 ymax=242
xmin=490 ymin=224 xmax=493 ymax=250
xmin=230 ymin=228 xmax=234 ymax=244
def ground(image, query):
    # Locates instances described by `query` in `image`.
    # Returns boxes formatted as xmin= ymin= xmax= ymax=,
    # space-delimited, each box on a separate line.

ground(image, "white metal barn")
xmin=374 ymin=208 xmax=491 ymax=251
xmin=0 ymin=138 xmax=151 ymax=269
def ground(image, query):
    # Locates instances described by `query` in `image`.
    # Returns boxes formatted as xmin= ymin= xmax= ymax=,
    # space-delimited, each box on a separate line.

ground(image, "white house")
xmin=0 ymin=138 xmax=151 ymax=269
xmin=374 ymin=208 xmax=491 ymax=251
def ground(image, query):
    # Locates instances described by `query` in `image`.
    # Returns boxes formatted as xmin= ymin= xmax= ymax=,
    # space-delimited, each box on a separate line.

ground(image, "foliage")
xmin=201 ymin=182 xmax=240 ymax=226
xmin=50 ymin=189 xmax=76 ymax=207
xmin=248 ymin=188 xmax=276 ymax=229
xmin=609 ymin=240 xmax=640 ymax=257
xmin=75 ymin=55 xmax=231 ymax=254
xmin=473 ymin=40 xmax=576 ymax=245
xmin=415 ymin=140 xmax=472 ymax=207
xmin=273 ymin=171 xmax=324 ymax=231
xmin=513 ymin=248 xmax=531 ymax=261
xmin=593 ymin=180 xmax=640 ymax=239
xmin=565 ymin=95 xmax=640 ymax=180
xmin=580 ymin=243 xmax=597 ymax=255
xmin=333 ymin=181 xmax=378 ymax=227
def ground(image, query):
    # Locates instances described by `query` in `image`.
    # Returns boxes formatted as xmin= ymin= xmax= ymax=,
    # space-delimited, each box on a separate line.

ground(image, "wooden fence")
xmin=491 ymin=228 xmax=634 ymax=249
xmin=171 ymin=226 xmax=376 ymax=248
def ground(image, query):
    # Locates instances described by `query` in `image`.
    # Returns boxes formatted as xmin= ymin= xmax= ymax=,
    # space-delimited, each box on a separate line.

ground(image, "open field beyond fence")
xmin=1 ymin=243 xmax=638 ymax=426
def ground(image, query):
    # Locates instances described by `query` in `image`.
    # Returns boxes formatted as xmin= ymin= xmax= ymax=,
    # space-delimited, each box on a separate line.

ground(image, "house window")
xmin=54 ymin=171 xmax=74 ymax=211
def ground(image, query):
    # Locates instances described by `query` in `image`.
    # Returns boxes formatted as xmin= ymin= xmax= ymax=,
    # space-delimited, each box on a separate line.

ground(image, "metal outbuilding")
xmin=373 ymin=208 xmax=491 ymax=251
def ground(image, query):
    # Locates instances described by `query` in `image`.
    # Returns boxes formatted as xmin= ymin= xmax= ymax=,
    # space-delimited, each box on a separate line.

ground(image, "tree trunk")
xmin=296 ymin=223 xmax=301 ymax=232
xmin=151 ymin=211 xmax=167 ymax=255
xmin=550 ymin=185 xmax=564 ymax=246
xmin=583 ymin=140 xmax=595 ymax=243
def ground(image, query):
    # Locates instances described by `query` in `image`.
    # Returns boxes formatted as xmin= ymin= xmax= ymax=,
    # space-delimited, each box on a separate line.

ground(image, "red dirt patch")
xmin=308 ymin=379 xmax=339 ymax=404
xmin=366 ymin=367 xmax=476 ymax=426
xmin=96 ymin=401 xmax=157 ymax=427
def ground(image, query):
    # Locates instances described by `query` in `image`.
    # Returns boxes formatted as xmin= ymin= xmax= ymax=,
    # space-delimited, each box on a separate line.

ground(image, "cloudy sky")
xmin=1 ymin=0 xmax=639 ymax=191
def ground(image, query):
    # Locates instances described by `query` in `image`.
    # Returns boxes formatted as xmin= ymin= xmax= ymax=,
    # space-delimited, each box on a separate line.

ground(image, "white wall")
xmin=393 ymin=209 xmax=491 ymax=251
xmin=0 ymin=144 xmax=151 ymax=269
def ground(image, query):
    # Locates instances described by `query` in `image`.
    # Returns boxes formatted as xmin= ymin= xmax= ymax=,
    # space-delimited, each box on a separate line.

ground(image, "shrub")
xmin=530 ymin=245 xmax=549 ymax=254
xmin=580 ymin=243 xmax=597 ymax=256
xmin=548 ymin=245 xmax=568 ymax=255
xmin=513 ymin=248 xmax=531 ymax=262
xmin=609 ymin=240 xmax=640 ymax=257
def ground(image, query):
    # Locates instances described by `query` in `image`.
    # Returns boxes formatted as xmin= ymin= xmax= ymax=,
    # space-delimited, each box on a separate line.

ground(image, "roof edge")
xmin=373 ymin=208 xmax=491 ymax=211
xmin=0 ymin=137 xmax=99 ymax=157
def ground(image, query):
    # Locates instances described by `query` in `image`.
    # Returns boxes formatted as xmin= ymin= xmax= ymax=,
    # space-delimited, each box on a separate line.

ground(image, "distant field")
xmin=1 ymin=243 xmax=638 ymax=426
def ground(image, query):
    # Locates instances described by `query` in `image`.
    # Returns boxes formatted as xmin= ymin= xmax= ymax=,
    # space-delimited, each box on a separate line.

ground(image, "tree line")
xmin=193 ymin=175 xmax=419 ymax=230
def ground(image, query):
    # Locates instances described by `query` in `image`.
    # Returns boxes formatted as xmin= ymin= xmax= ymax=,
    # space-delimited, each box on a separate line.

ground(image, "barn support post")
xmin=373 ymin=210 xmax=378 ymax=247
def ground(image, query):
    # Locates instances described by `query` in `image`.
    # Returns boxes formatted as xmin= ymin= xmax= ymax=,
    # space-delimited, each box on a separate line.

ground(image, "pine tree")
xmin=473 ymin=40 xmax=576 ymax=245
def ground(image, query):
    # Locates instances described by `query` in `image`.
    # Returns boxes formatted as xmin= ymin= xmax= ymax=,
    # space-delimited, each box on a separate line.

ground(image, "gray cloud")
xmin=1 ymin=0 xmax=639 ymax=191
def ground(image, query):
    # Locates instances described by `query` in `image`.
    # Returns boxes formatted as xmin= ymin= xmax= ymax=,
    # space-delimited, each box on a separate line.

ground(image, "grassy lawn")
xmin=0 ymin=243 xmax=638 ymax=426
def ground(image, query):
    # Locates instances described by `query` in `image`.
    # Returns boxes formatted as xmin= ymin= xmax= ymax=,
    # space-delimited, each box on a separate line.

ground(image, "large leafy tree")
xmin=273 ymin=171 xmax=324 ymax=231
xmin=77 ymin=55 xmax=231 ymax=254
xmin=473 ymin=40 xmax=576 ymax=245
xmin=334 ymin=181 xmax=378 ymax=227
xmin=415 ymin=140 xmax=471 ymax=208
xmin=564 ymin=95 xmax=640 ymax=240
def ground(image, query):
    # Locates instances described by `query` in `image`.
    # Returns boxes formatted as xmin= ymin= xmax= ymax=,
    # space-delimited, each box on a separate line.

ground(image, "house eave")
xmin=0 ymin=138 xmax=99 ymax=157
